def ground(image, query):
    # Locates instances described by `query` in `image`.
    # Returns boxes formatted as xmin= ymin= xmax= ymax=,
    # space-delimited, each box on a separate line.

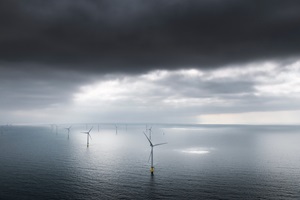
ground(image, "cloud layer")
xmin=1 ymin=1 xmax=300 ymax=124
xmin=1 ymin=60 xmax=300 ymax=124
xmin=48 ymin=61 xmax=300 ymax=123
xmin=1 ymin=0 xmax=300 ymax=73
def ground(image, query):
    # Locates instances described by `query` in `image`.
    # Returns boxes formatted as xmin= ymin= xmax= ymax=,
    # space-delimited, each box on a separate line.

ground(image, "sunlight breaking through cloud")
xmin=254 ymin=61 xmax=300 ymax=97
xmin=2 ymin=60 xmax=300 ymax=124
xmin=67 ymin=60 xmax=300 ymax=123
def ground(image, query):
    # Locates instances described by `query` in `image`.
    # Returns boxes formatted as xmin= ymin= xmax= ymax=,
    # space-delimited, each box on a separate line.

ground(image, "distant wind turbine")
xmin=82 ymin=127 xmax=93 ymax=147
xmin=148 ymin=126 xmax=152 ymax=140
xmin=115 ymin=125 xmax=118 ymax=135
xmin=49 ymin=124 xmax=54 ymax=133
xmin=65 ymin=126 xmax=72 ymax=139
xmin=146 ymin=124 xmax=148 ymax=134
xmin=143 ymin=132 xmax=167 ymax=174
xmin=55 ymin=124 xmax=58 ymax=135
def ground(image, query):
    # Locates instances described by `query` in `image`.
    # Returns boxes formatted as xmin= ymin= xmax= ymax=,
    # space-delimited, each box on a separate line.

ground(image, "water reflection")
xmin=1 ymin=125 xmax=300 ymax=199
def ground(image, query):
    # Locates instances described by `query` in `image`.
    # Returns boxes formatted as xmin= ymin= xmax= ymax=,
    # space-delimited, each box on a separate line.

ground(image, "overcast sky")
xmin=1 ymin=0 xmax=300 ymax=124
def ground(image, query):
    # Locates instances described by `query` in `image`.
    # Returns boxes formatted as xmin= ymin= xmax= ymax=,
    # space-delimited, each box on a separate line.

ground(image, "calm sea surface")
xmin=0 ymin=124 xmax=300 ymax=199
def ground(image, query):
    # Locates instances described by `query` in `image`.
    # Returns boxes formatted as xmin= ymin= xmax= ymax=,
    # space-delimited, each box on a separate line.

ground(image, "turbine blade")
xmin=153 ymin=142 xmax=167 ymax=147
xmin=143 ymin=132 xmax=153 ymax=146
xmin=89 ymin=134 xmax=92 ymax=140
xmin=88 ymin=127 xmax=93 ymax=133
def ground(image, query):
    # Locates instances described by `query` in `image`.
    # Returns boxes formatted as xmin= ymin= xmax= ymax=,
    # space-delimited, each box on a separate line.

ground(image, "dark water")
xmin=1 ymin=124 xmax=300 ymax=199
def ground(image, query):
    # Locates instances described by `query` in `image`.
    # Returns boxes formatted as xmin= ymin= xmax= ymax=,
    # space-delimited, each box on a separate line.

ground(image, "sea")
xmin=0 ymin=124 xmax=299 ymax=199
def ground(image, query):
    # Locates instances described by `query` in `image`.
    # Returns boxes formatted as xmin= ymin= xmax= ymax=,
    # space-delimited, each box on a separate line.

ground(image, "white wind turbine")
xmin=82 ymin=127 xmax=93 ymax=147
xmin=65 ymin=126 xmax=72 ymax=139
xmin=143 ymin=132 xmax=167 ymax=174
xmin=115 ymin=125 xmax=118 ymax=135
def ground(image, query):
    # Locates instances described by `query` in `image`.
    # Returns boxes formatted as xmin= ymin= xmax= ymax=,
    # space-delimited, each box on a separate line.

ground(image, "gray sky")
xmin=1 ymin=0 xmax=300 ymax=124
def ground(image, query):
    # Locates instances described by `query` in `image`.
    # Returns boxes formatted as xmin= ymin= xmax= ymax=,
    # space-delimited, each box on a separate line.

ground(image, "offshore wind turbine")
xmin=82 ymin=127 xmax=93 ymax=147
xmin=115 ymin=125 xmax=118 ymax=135
xmin=143 ymin=132 xmax=167 ymax=174
xmin=49 ymin=124 xmax=54 ymax=133
xmin=65 ymin=126 xmax=72 ymax=139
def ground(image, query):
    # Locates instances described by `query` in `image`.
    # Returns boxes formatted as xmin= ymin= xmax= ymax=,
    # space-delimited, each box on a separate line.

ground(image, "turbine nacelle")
xmin=65 ymin=126 xmax=72 ymax=133
xmin=143 ymin=132 xmax=167 ymax=147
xmin=82 ymin=127 xmax=93 ymax=134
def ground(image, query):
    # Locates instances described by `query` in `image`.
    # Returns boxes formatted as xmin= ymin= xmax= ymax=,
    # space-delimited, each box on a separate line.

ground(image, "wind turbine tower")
xmin=65 ymin=126 xmax=72 ymax=139
xmin=82 ymin=127 xmax=93 ymax=147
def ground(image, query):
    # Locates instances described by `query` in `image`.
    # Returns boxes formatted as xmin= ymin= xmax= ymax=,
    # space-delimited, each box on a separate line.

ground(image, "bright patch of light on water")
xmin=178 ymin=147 xmax=212 ymax=155
xmin=182 ymin=150 xmax=210 ymax=154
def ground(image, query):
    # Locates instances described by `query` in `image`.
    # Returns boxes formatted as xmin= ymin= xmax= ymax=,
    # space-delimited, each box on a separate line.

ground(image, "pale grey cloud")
xmin=64 ymin=61 xmax=300 ymax=123
xmin=1 ymin=60 xmax=300 ymax=124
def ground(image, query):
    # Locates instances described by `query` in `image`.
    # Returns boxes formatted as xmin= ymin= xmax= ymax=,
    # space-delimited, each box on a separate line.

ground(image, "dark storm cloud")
xmin=0 ymin=65 xmax=91 ymax=110
xmin=1 ymin=0 xmax=300 ymax=73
